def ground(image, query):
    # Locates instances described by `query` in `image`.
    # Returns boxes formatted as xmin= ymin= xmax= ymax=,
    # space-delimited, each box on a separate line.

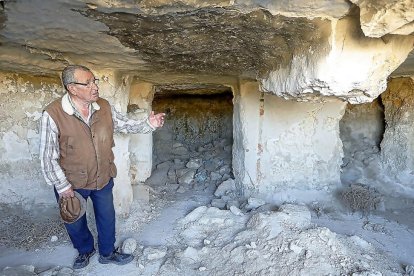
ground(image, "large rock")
xmin=186 ymin=158 xmax=202 ymax=169
xmin=260 ymin=13 xmax=414 ymax=103
xmin=247 ymin=204 xmax=311 ymax=239
xmin=245 ymin=197 xmax=266 ymax=210
xmin=350 ymin=0 xmax=414 ymax=37
xmin=178 ymin=206 xmax=248 ymax=247
xmin=122 ymin=238 xmax=138 ymax=254
xmin=177 ymin=169 xmax=196 ymax=185
xmin=2 ymin=265 xmax=36 ymax=276
xmin=214 ymin=179 xmax=236 ymax=197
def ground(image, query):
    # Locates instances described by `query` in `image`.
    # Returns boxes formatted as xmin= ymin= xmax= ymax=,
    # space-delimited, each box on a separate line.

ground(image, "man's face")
xmin=69 ymin=69 xmax=99 ymax=103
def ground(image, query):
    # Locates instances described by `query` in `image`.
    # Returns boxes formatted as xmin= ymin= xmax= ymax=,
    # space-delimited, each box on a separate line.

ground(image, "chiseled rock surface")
xmin=0 ymin=0 xmax=412 ymax=103
xmin=260 ymin=11 xmax=414 ymax=103
xmin=138 ymin=0 xmax=351 ymax=19
xmin=380 ymin=77 xmax=414 ymax=192
xmin=350 ymin=0 xmax=414 ymax=37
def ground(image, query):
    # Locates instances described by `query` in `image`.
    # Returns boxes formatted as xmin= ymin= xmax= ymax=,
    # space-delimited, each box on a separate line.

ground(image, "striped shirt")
xmin=39 ymin=95 xmax=155 ymax=194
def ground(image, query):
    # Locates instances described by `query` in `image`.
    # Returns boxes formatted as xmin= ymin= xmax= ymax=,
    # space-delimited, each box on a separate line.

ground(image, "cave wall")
xmin=260 ymin=13 xmax=414 ymax=104
xmin=338 ymin=77 xmax=414 ymax=196
xmin=340 ymin=99 xmax=384 ymax=154
xmin=0 ymin=70 xmax=142 ymax=215
xmin=232 ymin=81 xmax=261 ymax=195
xmin=128 ymin=82 xmax=154 ymax=184
xmin=381 ymin=77 xmax=414 ymax=192
xmin=0 ymin=72 xmax=61 ymax=206
xmin=259 ymin=96 xmax=346 ymax=202
xmin=1 ymin=70 xmax=414 ymax=212
xmin=234 ymin=81 xmax=346 ymax=202
xmin=0 ymin=0 xmax=412 ymax=214
xmin=339 ymin=99 xmax=385 ymax=187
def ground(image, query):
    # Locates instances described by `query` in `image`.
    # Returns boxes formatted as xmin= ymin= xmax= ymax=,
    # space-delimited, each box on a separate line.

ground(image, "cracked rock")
xmin=186 ymin=158 xmax=202 ymax=169
xmin=122 ymin=238 xmax=137 ymax=254
xmin=214 ymin=179 xmax=236 ymax=197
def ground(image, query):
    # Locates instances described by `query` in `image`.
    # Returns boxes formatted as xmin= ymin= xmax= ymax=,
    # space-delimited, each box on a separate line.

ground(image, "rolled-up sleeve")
xmin=39 ymin=111 xmax=71 ymax=194
xmin=111 ymin=105 xmax=156 ymax=134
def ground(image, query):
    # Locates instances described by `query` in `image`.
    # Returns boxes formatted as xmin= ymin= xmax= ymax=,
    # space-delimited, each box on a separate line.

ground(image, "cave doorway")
xmin=147 ymin=84 xmax=234 ymax=194
xmin=339 ymin=98 xmax=385 ymax=185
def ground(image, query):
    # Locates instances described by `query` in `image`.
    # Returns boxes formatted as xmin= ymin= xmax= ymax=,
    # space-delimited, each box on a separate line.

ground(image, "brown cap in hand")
xmin=58 ymin=191 xmax=86 ymax=224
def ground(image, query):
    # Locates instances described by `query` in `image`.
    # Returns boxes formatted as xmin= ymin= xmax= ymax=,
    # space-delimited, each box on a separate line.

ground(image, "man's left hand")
xmin=149 ymin=111 xmax=165 ymax=128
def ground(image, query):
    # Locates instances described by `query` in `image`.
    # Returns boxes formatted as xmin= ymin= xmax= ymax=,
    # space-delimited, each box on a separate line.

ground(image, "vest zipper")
xmin=77 ymin=115 xmax=99 ymax=190
xmin=88 ymin=121 xmax=99 ymax=190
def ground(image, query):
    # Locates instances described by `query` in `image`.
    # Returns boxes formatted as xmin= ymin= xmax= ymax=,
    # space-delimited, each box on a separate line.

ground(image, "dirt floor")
xmin=1 ymin=140 xmax=414 ymax=275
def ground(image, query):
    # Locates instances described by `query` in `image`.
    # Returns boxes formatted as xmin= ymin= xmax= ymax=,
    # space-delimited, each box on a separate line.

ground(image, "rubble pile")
xmin=148 ymin=138 xmax=233 ymax=195
xmin=136 ymin=204 xmax=402 ymax=275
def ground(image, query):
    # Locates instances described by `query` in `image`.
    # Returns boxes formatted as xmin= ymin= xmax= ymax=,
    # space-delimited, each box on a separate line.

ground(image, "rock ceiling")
xmin=83 ymin=8 xmax=330 ymax=78
xmin=0 ymin=0 xmax=413 ymax=85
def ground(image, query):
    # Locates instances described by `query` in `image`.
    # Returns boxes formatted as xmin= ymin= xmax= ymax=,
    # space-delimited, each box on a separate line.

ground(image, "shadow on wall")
xmin=0 ymin=3 xmax=6 ymax=31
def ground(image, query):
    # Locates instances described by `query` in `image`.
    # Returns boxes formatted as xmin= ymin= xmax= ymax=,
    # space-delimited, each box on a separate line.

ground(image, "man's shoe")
xmin=98 ymin=249 xmax=134 ymax=265
xmin=73 ymin=249 xmax=96 ymax=269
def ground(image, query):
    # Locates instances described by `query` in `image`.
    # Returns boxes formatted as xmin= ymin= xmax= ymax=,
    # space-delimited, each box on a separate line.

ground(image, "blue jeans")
xmin=54 ymin=178 xmax=116 ymax=256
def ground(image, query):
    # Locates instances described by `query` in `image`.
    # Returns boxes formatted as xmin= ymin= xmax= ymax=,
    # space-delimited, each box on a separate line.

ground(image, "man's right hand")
xmin=59 ymin=187 xmax=74 ymax=198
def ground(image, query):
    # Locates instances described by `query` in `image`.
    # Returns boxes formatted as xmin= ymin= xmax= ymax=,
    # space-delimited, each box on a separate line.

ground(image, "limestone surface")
xmin=380 ymin=77 xmax=414 ymax=192
xmin=0 ymin=0 xmax=412 ymax=102
xmin=351 ymin=0 xmax=414 ymax=37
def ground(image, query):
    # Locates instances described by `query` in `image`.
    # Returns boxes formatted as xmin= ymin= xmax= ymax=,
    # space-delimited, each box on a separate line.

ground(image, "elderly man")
xmin=39 ymin=65 xmax=164 ymax=269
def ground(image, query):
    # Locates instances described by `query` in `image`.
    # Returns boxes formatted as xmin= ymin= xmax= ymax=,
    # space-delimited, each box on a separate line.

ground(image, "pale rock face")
xmin=0 ymin=73 xmax=62 ymax=206
xmin=340 ymin=99 xmax=384 ymax=153
xmin=350 ymin=0 xmax=414 ymax=37
xmin=260 ymin=14 xmax=414 ymax=103
xmin=129 ymin=82 xmax=154 ymax=183
xmin=236 ymin=0 xmax=350 ymax=19
xmin=0 ymin=0 xmax=414 ymax=213
xmin=391 ymin=21 xmax=414 ymax=36
xmin=380 ymin=77 xmax=414 ymax=192
xmin=339 ymin=99 xmax=385 ymax=190
xmin=1 ymin=132 xmax=31 ymax=162
xmin=0 ymin=0 xmax=412 ymax=103
xmin=177 ymin=169 xmax=196 ymax=185
xmin=235 ymin=81 xmax=347 ymax=201
xmin=112 ymin=135 xmax=133 ymax=216
xmin=186 ymin=158 xmax=202 ymax=169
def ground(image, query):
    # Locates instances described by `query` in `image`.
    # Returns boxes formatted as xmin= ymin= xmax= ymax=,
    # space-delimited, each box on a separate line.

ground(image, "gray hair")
xmin=61 ymin=65 xmax=91 ymax=90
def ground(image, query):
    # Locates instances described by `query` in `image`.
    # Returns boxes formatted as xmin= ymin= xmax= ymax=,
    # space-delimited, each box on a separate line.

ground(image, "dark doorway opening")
xmin=147 ymin=85 xmax=234 ymax=193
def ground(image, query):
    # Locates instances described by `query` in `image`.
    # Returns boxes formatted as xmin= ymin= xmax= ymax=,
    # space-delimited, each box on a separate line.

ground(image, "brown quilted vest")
xmin=45 ymin=97 xmax=117 ymax=190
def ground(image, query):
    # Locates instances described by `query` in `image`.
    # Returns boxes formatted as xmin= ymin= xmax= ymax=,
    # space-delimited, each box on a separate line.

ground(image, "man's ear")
xmin=66 ymin=84 xmax=76 ymax=95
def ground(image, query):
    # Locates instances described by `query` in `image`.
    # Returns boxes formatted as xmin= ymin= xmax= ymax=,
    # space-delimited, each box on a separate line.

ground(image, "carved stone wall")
xmin=381 ymin=77 xmax=414 ymax=191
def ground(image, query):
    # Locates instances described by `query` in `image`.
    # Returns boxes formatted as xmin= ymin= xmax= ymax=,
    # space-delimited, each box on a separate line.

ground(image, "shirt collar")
xmin=61 ymin=93 xmax=100 ymax=115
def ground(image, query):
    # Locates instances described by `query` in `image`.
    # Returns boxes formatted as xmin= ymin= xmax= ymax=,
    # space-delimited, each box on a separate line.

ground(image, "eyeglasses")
xmin=69 ymin=78 xmax=99 ymax=87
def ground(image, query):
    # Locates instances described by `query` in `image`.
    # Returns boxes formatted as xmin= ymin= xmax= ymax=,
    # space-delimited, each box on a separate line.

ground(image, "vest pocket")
xmin=109 ymin=161 xmax=117 ymax=178
xmin=61 ymin=136 xmax=76 ymax=157
xmin=66 ymin=170 xmax=88 ymax=189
